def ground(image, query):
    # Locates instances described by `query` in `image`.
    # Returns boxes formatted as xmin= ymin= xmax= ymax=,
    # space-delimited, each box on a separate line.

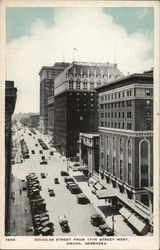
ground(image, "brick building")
xmin=39 ymin=62 xmax=69 ymax=134
xmin=96 ymin=70 xmax=153 ymax=205
xmin=5 ymin=81 xmax=17 ymax=234
xmin=54 ymin=61 xmax=123 ymax=157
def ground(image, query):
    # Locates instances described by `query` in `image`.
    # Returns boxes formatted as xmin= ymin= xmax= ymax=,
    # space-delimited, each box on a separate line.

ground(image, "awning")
xmin=119 ymin=207 xmax=132 ymax=219
xmin=95 ymin=189 xmax=116 ymax=199
xmin=128 ymin=214 xmax=146 ymax=233
xmin=94 ymin=182 xmax=104 ymax=190
xmin=88 ymin=177 xmax=99 ymax=185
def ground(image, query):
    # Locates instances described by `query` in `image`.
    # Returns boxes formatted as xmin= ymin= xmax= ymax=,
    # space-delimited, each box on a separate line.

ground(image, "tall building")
xmin=5 ymin=81 xmax=17 ymax=234
xmin=47 ymin=96 xmax=54 ymax=136
xmin=54 ymin=61 xmax=123 ymax=157
xmin=96 ymin=70 xmax=153 ymax=206
xmin=39 ymin=62 xmax=70 ymax=134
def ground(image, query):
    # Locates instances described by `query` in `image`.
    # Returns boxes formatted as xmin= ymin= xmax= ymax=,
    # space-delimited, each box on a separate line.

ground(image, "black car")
xmin=48 ymin=189 xmax=55 ymax=197
xmin=31 ymin=150 xmax=35 ymax=154
xmin=90 ymin=214 xmax=105 ymax=227
xmin=39 ymin=150 xmax=43 ymax=154
xmin=77 ymin=193 xmax=90 ymax=204
xmin=61 ymin=171 xmax=69 ymax=176
xmin=54 ymin=178 xmax=59 ymax=184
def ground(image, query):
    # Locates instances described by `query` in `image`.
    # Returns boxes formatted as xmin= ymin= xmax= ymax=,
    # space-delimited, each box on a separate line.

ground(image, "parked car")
xmin=61 ymin=171 xmax=69 ymax=176
xmin=64 ymin=176 xmax=74 ymax=183
xmin=54 ymin=178 xmax=59 ymax=184
xmin=39 ymin=150 xmax=43 ymax=154
xmin=77 ymin=193 xmax=90 ymax=204
xmin=66 ymin=182 xmax=75 ymax=189
xmin=95 ymin=224 xmax=114 ymax=236
xmin=70 ymin=186 xmax=82 ymax=194
xmin=48 ymin=189 xmax=55 ymax=197
xmin=41 ymin=173 xmax=47 ymax=179
xmin=90 ymin=214 xmax=105 ymax=227
xmin=40 ymin=159 xmax=48 ymax=165
xmin=31 ymin=150 xmax=35 ymax=154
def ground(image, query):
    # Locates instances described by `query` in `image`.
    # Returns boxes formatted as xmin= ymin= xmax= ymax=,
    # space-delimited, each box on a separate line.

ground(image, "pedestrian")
xmin=25 ymin=208 xmax=27 ymax=213
xmin=20 ymin=189 xmax=22 ymax=195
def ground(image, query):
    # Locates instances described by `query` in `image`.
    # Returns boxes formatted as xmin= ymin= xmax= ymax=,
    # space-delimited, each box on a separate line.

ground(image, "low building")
xmin=5 ymin=80 xmax=17 ymax=235
xmin=78 ymin=133 xmax=99 ymax=177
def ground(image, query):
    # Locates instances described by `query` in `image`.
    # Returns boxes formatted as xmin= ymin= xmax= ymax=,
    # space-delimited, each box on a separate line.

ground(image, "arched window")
xmin=119 ymin=138 xmax=124 ymax=180
xmin=76 ymin=78 xmax=80 ymax=90
xmin=83 ymin=80 xmax=88 ymax=90
xmin=69 ymin=79 xmax=73 ymax=89
xmin=113 ymin=137 xmax=116 ymax=150
xmin=140 ymin=140 xmax=149 ymax=187
xmin=106 ymin=136 xmax=110 ymax=148
xmin=127 ymin=139 xmax=132 ymax=185
xmin=97 ymin=80 xmax=101 ymax=86
xmin=90 ymin=81 xmax=94 ymax=90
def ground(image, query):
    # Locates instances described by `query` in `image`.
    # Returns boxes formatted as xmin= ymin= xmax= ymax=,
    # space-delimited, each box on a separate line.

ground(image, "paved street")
xmin=11 ymin=125 xmax=135 ymax=236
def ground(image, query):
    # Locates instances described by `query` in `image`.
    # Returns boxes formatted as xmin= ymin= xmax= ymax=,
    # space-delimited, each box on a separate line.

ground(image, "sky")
xmin=6 ymin=7 xmax=154 ymax=113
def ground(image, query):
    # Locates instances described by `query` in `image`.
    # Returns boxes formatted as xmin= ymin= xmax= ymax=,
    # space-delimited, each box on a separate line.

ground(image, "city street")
xmin=11 ymin=125 xmax=134 ymax=236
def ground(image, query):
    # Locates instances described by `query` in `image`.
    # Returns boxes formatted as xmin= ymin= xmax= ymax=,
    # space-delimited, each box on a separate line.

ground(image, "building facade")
xmin=78 ymin=133 xmax=99 ymax=177
xmin=5 ymin=81 xmax=17 ymax=235
xmin=47 ymin=96 xmax=54 ymax=136
xmin=96 ymin=71 xmax=153 ymax=205
xmin=54 ymin=61 xmax=123 ymax=157
xmin=39 ymin=62 xmax=70 ymax=134
xmin=30 ymin=114 xmax=39 ymax=129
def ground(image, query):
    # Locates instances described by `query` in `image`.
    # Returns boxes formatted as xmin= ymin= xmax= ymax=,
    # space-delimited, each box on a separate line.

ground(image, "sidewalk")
xmin=69 ymin=169 xmax=134 ymax=236
xmin=10 ymin=176 xmax=33 ymax=236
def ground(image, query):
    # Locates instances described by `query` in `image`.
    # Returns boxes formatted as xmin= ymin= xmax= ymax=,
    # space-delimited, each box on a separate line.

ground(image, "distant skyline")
xmin=6 ymin=7 xmax=154 ymax=113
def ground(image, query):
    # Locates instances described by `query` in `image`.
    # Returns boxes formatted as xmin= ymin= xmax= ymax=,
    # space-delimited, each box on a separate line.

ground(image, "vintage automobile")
xmin=40 ymin=159 xmax=48 ymax=165
xmin=95 ymin=224 xmax=114 ymax=236
xmin=54 ymin=178 xmax=59 ymax=184
xmin=70 ymin=186 xmax=82 ymax=194
xmin=64 ymin=176 xmax=74 ymax=183
xmin=41 ymin=173 xmax=47 ymax=179
xmin=90 ymin=214 xmax=105 ymax=227
xmin=48 ymin=189 xmax=55 ymax=197
xmin=41 ymin=226 xmax=53 ymax=236
xmin=31 ymin=150 xmax=35 ymax=154
xmin=66 ymin=182 xmax=76 ymax=189
xmin=58 ymin=215 xmax=70 ymax=233
xmin=77 ymin=193 xmax=90 ymax=204
xmin=61 ymin=171 xmax=69 ymax=176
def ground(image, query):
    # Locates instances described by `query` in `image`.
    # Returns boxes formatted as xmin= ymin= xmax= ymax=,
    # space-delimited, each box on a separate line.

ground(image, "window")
xmin=108 ymin=122 xmax=110 ymax=127
xmin=111 ymin=122 xmax=113 ymax=127
xmin=113 ymin=157 xmax=116 ymax=176
xmin=101 ymin=152 xmax=104 ymax=159
xmin=83 ymin=81 xmax=88 ymax=90
xmin=111 ymin=94 xmax=113 ymax=99
xmin=120 ymin=160 xmax=123 ymax=180
xmin=90 ymin=82 xmax=94 ymax=90
xmin=128 ymin=163 xmax=132 ymax=185
xmin=101 ymin=112 xmax=104 ymax=118
xmin=105 ymin=112 xmax=107 ymax=118
xmin=118 ymin=123 xmax=121 ymax=129
xmin=146 ymin=111 xmax=151 ymax=119
xmin=122 ymin=101 xmax=125 ymax=107
xmin=147 ymin=123 xmax=151 ymax=130
xmin=107 ymin=155 xmax=109 ymax=171
xmin=140 ymin=140 xmax=149 ymax=187
xmin=105 ymin=122 xmax=107 ymax=127
xmin=127 ymin=100 xmax=132 ymax=107
xmin=146 ymin=100 xmax=151 ymax=106
xmin=97 ymin=80 xmax=101 ymax=86
xmin=119 ymin=112 xmax=121 ymax=118
xmin=118 ymin=93 xmax=121 ymax=98
xmin=127 ymin=123 xmax=132 ymax=130
xmin=111 ymin=103 xmax=113 ymax=108
xmin=146 ymin=90 xmax=150 ymax=96
xmin=105 ymin=104 xmax=107 ymax=109
xmin=122 ymin=123 xmax=125 ymax=129
xmin=127 ymin=112 xmax=132 ymax=118
xmin=122 ymin=112 xmax=125 ymax=118
xmin=101 ymin=121 xmax=104 ymax=127
xmin=120 ymin=138 xmax=123 ymax=153
xmin=101 ymin=135 xmax=104 ymax=145
xmin=122 ymin=92 xmax=125 ymax=97
xmin=69 ymin=79 xmax=73 ymax=89
xmin=100 ymin=104 xmax=104 ymax=109
xmin=115 ymin=102 xmax=117 ymax=108
xmin=108 ymin=103 xmax=110 ymax=108
xmin=128 ymin=140 xmax=132 ymax=156
xmin=108 ymin=113 xmax=110 ymax=118
xmin=106 ymin=136 xmax=110 ymax=148
xmin=111 ymin=112 xmax=113 ymax=118
xmin=115 ymin=112 xmax=117 ymax=118
xmin=115 ymin=122 xmax=117 ymax=128
xmin=118 ymin=102 xmax=120 ymax=108
xmin=76 ymin=79 xmax=80 ymax=89
xmin=113 ymin=137 xmax=116 ymax=150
